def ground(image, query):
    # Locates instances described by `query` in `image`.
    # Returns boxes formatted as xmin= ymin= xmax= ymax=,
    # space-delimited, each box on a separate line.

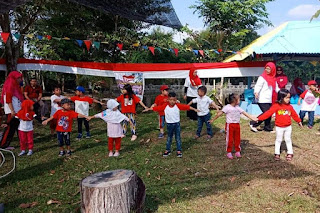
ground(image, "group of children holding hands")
xmin=14 ymin=73 xmax=320 ymax=161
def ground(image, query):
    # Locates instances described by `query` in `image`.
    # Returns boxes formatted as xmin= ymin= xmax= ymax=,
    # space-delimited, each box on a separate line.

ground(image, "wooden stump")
xmin=80 ymin=170 xmax=145 ymax=213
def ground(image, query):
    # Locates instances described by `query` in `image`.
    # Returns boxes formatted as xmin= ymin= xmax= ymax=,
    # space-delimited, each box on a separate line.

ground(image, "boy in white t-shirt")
xmin=145 ymin=92 xmax=199 ymax=158
xmin=298 ymin=80 xmax=320 ymax=129
xmin=188 ymin=86 xmax=220 ymax=140
xmin=50 ymin=86 xmax=65 ymax=137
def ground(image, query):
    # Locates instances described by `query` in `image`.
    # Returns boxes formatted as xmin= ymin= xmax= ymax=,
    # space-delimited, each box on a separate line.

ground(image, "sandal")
xmin=274 ymin=154 xmax=280 ymax=161
xmin=286 ymin=154 xmax=293 ymax=161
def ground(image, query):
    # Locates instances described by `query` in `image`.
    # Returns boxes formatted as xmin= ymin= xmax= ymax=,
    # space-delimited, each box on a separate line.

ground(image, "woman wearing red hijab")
xmin=290 ymin=78 xmax=306 ymax=96
xmin=184 ymin=68 xmax=202 ymax=120
xmin=0 ymin=71 xmax=24 ymax=148
xmin=250 ymin=62 xmax=279 ymax=132
xmin=275 ymin=66 xmax=288 ymax=89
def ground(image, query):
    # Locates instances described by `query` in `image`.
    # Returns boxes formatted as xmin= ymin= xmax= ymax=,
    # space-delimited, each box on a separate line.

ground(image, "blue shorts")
xmin=57 ymin=132 xmax=71 ymax=147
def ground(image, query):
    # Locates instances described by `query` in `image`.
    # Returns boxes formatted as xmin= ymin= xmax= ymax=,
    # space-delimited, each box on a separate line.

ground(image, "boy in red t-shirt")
xmin=42 ymin=98 xmax=88 ymax=156
xmin=70 ymin=86 xmax=103 ymax=140
xmin=150 ymin=85 xmax=169 ymax=138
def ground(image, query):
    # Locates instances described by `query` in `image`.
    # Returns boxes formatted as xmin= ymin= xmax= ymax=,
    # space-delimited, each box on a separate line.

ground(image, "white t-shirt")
xmin=3 ymin=93 xmax=21 ymax=114
xmin=184 ymin=77 xmax=200 ymax=98
xmin=74 ymin=101 xmax=90 ymax=116
xmin=222 ymin=104 xmax=244 ymax=124
xmin=192 ymin=95 xmax=213 ymax=116
xmin=300 ymin=90 xmax=319 ymax=111
xmin=164 ymin=105 xmax=181 ymax=123
xmin=16 ymin=115 xmax=36 ymax=132
xmin=254 ymin=76 xmax=279 ymax=103
xmin=50 ymin=95 xmax=65 ymax=116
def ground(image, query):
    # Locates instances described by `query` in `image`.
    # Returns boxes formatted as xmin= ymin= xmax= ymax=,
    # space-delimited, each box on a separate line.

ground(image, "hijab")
xmin=189 ymin=68 xmax=202 ymax=87
xmin=260 ymin=62 xmax=277 ymax=103
xmin=99 ymin=99 xmax=128 ymax=123
xmin=16 ymin=100 xmax=35 ymax=121
xmin=293 ymin=78 xmax=304 ymax=94
xmin=1 ymin=71 xmax=24 ymax=104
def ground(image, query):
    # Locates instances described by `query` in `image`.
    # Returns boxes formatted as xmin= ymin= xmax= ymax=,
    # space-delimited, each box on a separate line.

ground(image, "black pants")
xmin=250 ymin=103 xmax=273 ymax=131
xmin=186 ymin=96 xmax=197 ymax=120
xmin=77 ymin=118 xmax=90 ymax=134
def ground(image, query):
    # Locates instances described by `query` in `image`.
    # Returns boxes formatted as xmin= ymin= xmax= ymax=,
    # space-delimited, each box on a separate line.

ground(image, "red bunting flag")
xmin=117 ymin=43 xmax=123 ymax=50
xmin=173 ymin=48 xmax=179 ymax=57
xmin=45 ymin=35 xmax=52 ymax=40
xmin=199 ymin=50 xmax=204 ymax=57
xmin=218 ymin=48 xmax=223 ymax=53
xmin=84 ymin=40 xmax=92 ymax=51
xmin=1 ymin=32 xmax=10 ymax=44
xmin=148 ymin=46 xmax=155 ymax=55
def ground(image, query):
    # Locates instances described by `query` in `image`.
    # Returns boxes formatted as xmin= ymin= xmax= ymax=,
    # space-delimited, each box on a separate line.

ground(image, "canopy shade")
xmin=224 ymin=21 xmax=320 ymax=62
xmin=0 ymin=0 xmax=182 ymax=29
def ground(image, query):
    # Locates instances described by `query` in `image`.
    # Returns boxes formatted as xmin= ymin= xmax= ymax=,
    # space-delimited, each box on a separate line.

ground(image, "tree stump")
xmin=80 ymin=170 xmax=145 ymax=213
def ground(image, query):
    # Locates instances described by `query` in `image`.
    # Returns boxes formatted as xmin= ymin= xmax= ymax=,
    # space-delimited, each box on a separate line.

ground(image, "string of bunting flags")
xmin=0 ymin=32 xmax=244 ymax=57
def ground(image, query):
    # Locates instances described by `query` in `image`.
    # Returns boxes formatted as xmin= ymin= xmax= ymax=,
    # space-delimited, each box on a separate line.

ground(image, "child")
xmin=150 ymin=85 xmax=169 ymax=138
xmin=188 ymin=86 xmax=220 ymax=140
xmin=145 ymin=92 xmax=199 ymax=157
xmin=42 ymin=98 xmax=88 ymax=156
xmin=70 ymin=86 xmax=103 ymax=139
xmin=15 ymin=100 xmax=36 ymax=156
xmin=298 ymin=80 xmax=320 ymax=129
xmin=210 ymin=94 xmax=258 ymax=159
xmin=258 ymin=89 xmax=302 ymax=161
xmin=50 ymin=86 xmax=65 ymax=137
xmin=88 ymin=99 xmax=130 ymax=157
xmin=116 ymin=84 xmax=148 ymax=141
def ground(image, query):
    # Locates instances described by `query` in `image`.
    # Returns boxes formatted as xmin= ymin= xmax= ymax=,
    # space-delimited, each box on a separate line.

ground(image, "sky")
xmin=168 ymin=0 xmax=320 ymax=42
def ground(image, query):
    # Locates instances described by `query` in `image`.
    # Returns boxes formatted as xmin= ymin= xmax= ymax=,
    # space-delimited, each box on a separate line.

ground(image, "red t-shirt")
xmin=53 ymin=109 xmax=78 ymax=132
xmin=154 ymin=94 xmax=168 ymax=116
xmin=70 ymin=96 xmax=94 ymax=104
xmin=116 ymin=94 xmax=140 ymax=114
xmin=258 ymin=103 xmax=301 ymax=127
xmin=24 ymin=85 xmax=43 ymax=99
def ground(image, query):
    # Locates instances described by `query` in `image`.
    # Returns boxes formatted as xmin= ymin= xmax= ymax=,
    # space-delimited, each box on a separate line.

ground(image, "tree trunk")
xmin=81 ymin=169 xmax=145 ymax=213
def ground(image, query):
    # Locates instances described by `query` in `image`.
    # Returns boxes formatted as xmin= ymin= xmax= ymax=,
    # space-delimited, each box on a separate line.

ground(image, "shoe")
xmin=77 ymin=133 xmax=82 ymax=140
xmin=274 ymin=154 xmax=280 ymax=161
xmin=108 ymin=152 xmax=114 ymax=157
xmin=308 ymin=126 xmax=313 ymax=129
xmin=18 ymin=150 xmax=26 ymax=156
xmin=226 ymin=152 xmax=233 ymax=159
xmin=235 ymin=152 xmax=241 ymax=158
xmin=286 ymin=154 xmax=293 ymax=161
xmin=27 ymin=150 xmax=33 ymax=156
xmin=58 ymin=151 xmax=65 ymax=157
xmin=194 ymin=135 xmax=200 ymax=139
xmin=86 ymin=132 xmax=91 ymax=139
xmin=66 ymin=150 xmax=72 ymax=156
xmin=176 ymin=152 xmax=182 ymax=158
xmin=162 ymin=151 xmax=171 ymax=157
xmin=207 ymin=135 xmax=212 ymax=141
xmin=114 ymin=152 xmax=120 ymax=157
xmin=249 ymin=124 xmax=258 ymax=132
xmin=158 ymin=133 xmax=164 ymax=138
xmin=131 ymin=135 xmax=137 ymax=141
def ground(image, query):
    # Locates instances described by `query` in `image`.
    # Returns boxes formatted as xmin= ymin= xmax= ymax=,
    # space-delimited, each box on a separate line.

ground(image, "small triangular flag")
xmin=169 ymin=48 xmax=173 ymax=52
xmin=213 ymin=49 xmax=220 ymax=54
xmin=84 ymin=40 xmax=91 ymax=51
xmin=193 ymin=50 xmax=199 ymax=55
xmin=13 ymin=33 xmax=21 ymax=40
xmin=93 ymin=41 xmax=100 ymax=49
xmin=156 ymin=47 xmax=162 ymax=53
xmin=1 ymin=32 xmax=10 ymax=43
xmin=142 ymin=45 xmax=148 ymax=50
xmin=205 ymin=50 xmax=210 ymax=55
xmin=132 ymin=42 xmax=140 ymax=47
xmin=63 ymin=37 xmax=70 ymax=40
xmin=76 ymin=40 xmax=83 ymax=47
xmin=117 ymin=43 xmax=123 ymax=50
xmin=310 ymin=61 xmax=318 ymax=66
xmin=218 ymin=48 xmax=223 ymax=53
xmin=45 ymin=35 xmax=52 ymax=40
xmin=148 ymin=46 xmax=155 ymax=55
xmin=26 ymin=34 xmax=34 ymax=39
xmin=101 ymin=41 xmax=108 ymax=44
xmin=173 ymin=48 xmax=179 ymax=57
xmin=37 ymin=35 xmax=43 ymax=40
xmin=199 ymin=50 xmax=204 ymax=57
xmin=52 ymin=37 xmax=61 ymax=41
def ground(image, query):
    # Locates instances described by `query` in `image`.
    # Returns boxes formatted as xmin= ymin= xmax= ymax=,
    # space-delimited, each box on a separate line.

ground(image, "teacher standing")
xmin=184 ymin=68 xmax=202 ymax=120
xmin=250 ymin=62 xmax=279 ymax=132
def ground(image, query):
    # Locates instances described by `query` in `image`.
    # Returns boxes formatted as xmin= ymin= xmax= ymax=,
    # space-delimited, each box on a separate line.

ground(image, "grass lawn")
xmin=1 ymin=109 xmax=320 ymax=212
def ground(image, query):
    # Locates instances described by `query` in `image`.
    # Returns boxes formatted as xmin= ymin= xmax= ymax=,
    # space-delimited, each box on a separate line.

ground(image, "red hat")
xmin=160 ymin=85 xmax=169 ymax=91
xmin=308 ymin=80 xmax=317 ymax=86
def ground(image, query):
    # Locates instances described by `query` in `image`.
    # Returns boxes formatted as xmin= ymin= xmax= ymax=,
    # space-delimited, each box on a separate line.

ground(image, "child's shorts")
xmin=57 ymin=132 xmax=71 ymax=147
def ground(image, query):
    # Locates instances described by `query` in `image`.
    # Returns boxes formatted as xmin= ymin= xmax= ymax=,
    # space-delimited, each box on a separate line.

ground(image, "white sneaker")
xmin=18 ymin=150 xmax=26 ymax=156
xmin=249 ymin=124 xmax=258 ymax=132
xmin=108 ymin=152 xmax=113 ymax=157
xmin=114 ymin=152 xmax=120 ymax=157
xmin=27 ymin=150 xmax=33 ymax=156
xmin=131 ymin=135 xmax=137 ymax=141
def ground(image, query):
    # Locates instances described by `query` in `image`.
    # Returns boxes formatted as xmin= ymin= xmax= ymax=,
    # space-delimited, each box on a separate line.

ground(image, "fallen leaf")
xmin=146 ymin=139 xmax=151 ymax=143
xmin=194 ymin=172 xmax=200 ymax=177
xmin=288 ymin=192 xmax=294 ymax=197
xmin=47 ymin=199 xmax=62 ymax=205
xmin=50 ymin=170 xmax=55 ymax=175
xmin=94 ymin=139 xmax=101 ymax=142
xmin=171 ymin=198 xmax=176 ymax=203
xmin=230 ymin=176 xmax=236 ymax=182
xmin=302 ymin=189 xmax=309 ymax=195
xmin=147 ymin=172 xmax=151 ymax=177
xmin=19 ymin=202 xmax=38 ymax=208
xmin=156 ymin=175 xmax=161 ymax=180
xmin=58 ymin=178 xmax=65 ymax=183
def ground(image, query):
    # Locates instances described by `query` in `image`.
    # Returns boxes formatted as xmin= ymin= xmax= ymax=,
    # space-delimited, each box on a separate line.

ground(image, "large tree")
xmin=191 ymin=0 xmax=273 ymax=60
